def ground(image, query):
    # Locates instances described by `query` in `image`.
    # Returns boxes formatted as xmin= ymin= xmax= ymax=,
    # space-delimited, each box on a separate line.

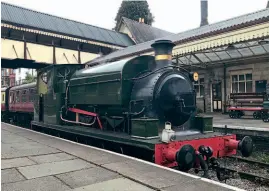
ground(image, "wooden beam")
xmin=78 ymin=44 xmax=81 ymax=64
xmin=23 ymin=33 xmax=27 ymax=59
xmin=52 ymin=40 xmax=56 ymax=64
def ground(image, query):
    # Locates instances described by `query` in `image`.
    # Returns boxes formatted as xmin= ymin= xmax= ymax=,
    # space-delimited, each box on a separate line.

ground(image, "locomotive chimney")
xmin=200 ymin=0 xmax=209 ymax=26
xmin=267 ymin=0 xmax=269 ymax=8
xmin=151 ymin=40 xmax=175 ymax=69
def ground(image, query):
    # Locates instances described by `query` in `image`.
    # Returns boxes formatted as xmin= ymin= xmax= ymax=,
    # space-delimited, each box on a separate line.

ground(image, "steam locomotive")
xmin=1 ymin=40 xmax=253 ymax=179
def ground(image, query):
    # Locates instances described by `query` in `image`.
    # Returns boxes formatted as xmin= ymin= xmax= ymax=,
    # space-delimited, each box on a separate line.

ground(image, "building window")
xmin=231 ymin=73 xmax=252 ymax=93
xmin=194 ymin=78 xmax=205 ymax=97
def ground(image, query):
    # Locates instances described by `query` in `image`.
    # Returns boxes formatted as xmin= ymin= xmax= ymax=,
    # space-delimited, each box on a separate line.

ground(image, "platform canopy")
xmin=174 ymin=38 xmax=269 ymax=68
xmin=1 ymin=58 xmax=50 ymax=69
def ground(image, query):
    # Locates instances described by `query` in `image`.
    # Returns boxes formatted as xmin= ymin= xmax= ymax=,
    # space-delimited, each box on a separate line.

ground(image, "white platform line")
xmin=214 ymin=124 xmax=269 ymax=132
xmin=2 ymin=122 xmax=245 ymax=191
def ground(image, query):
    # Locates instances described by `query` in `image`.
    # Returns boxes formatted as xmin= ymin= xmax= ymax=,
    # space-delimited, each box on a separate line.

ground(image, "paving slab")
xmin=1 ymin=143 xmax=14 ymax=151
xmin=1 ymin=147 xmax=60 ymax=159
xmin=1 ymin=176 xmax=71 ymax=191
xmin=2 ymin=157 xmax=36 ymax=169
xmin=1 ymin=123 xmax=241 ymax=191
xmin=29 ymin=152 xmax=76 ymax=164
xmin=1 ymin=135 xmax=31 ymax=143
xmin=72 ymin=177 xmax=155 ymax=191
xmin=4 ymin=141 xmax=52 ymax=150
xmin=102 ymin=160 xmax=194 ymax=189
xmin=17 ymin=158 xmax=95 ymax=179
xmin=56 ymin=167 xmax=121 ymax=188
xmin=1 ymin=168 xmax=26 ymax=184
xmin=16 ymin=131 xmax=128 ymax=165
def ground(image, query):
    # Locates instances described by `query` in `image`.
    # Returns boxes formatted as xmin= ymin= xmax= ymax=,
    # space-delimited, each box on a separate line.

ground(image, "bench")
xmin=227 ymin=92 xmax=266 ymax=119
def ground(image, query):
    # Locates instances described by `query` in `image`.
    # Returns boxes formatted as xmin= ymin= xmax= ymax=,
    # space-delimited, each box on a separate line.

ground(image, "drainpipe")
xmin=223 ymin=64 xmax=227 ymax=114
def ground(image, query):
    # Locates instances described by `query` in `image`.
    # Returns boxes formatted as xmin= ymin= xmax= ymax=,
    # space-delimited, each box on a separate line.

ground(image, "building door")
xmin=212 ymin=82 xmax=222 ymax=112
xmin=255 ymin=80 xmax=267 ymax=93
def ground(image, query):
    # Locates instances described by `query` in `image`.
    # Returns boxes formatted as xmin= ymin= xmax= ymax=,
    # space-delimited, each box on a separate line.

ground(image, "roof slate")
xmin=88 ymin=8 xmax=269 ymax=65
xmin=1 ymin=2 xmax=135 ymax=47
xmin=121 ymin=17 xmax=174 ymax=44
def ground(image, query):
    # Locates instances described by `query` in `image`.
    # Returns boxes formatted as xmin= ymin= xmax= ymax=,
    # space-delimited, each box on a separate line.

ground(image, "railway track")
xmin=227 ymin=155 xmax=269 ymax=168
xmin=219 ymin=156 xmax=269 ymax=185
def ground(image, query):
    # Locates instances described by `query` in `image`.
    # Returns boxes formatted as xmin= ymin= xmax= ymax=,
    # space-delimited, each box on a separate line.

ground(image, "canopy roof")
xmin=176 ymin=38 xmax=269 ymax=68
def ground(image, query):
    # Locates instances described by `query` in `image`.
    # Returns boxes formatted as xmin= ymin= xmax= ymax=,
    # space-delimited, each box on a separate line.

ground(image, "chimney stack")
xmin=138 ymin=18 xmax=144 ymax=23
xmin=151 ymin=40 xmax=175 ymax=69
xmin=200 ymin=0 xmax=209 ymax=27
xmin=267 ymin=0 xmax=269 ymax=8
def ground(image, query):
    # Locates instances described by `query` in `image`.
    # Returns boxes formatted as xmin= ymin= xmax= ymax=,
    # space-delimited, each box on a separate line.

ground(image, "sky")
xmin=2 ymin=0 xmax=269 ymax=34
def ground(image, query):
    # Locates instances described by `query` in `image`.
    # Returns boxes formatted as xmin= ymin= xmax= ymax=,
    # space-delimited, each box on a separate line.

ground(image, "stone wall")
xmin=195 ymin=62 xmax=269 ymax=113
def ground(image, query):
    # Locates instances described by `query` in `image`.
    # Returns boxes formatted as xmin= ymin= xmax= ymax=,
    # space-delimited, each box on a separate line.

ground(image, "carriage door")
xmin=39 ymin=94 xmax=44 ymax=122
xmin=212 ymin=82 xmax=222 ymax=112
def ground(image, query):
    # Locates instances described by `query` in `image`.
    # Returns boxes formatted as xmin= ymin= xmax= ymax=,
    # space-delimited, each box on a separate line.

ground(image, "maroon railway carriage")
xmin=1 ymin=87 xmax=8 ymax=111
xmin=5 ymin=82 xmax=36 ymax=123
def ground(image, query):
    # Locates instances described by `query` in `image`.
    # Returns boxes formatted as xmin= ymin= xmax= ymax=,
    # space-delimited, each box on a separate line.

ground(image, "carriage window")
xmin=29 ymin=88 xmax=36 ymax=102
xmin=15 ymin=91 xmax=20 ymax=103
xmin=9 ymin=92 xmax=13 ymax=103
xmin=21 ymin=90 xmax=27 ymax=102
xmin=2 ymin=94 xmax=5 ymax=102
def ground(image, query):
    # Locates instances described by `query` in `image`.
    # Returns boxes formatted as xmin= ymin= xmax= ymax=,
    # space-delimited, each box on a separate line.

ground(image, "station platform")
xmin=1 ymin=122 xmax=242 ymax=191
xmin=212 ymin=113 xmax=269 ymax=137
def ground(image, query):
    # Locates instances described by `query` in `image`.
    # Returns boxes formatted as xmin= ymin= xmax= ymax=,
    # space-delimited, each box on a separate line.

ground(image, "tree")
xmin=114 ymin=0 xmax=154 ymax=29
xmin=23 ymin=72 xmax=36 ymax=84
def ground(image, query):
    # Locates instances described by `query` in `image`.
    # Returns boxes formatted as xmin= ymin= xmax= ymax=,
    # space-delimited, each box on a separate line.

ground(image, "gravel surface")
xmin=188 ymin=155 xmax=269 ymax=191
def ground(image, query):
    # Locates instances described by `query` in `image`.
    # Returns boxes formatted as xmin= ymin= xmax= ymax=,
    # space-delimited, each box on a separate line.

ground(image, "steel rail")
xmin=221 ymin=166 xmax=269 ymax=183
xmin=227 ymin=156 xmax=269 ymax=168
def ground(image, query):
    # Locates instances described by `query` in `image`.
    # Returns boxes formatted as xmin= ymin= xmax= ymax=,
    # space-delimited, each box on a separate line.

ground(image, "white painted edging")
xmin=214 ymin=124 xmax=269 ymax=132
xmin=2 ymin=122 xmax=245 ymax=191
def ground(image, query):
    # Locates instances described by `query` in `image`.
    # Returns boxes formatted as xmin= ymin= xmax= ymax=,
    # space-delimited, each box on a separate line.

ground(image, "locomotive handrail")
xmin=128 ymin=65 xmax=188 ymax=81
xmin=68 ymin=79 xmax=121 ymax=87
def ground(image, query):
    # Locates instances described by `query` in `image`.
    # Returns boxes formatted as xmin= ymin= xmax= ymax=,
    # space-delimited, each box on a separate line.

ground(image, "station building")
xmin=87 ymin=1 xmax=269 ymax=114
xmin=1 ymin=1 xmax=269 ymax=114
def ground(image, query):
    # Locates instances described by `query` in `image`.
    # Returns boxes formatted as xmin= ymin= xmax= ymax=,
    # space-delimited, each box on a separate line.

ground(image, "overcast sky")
xmin=3 ymin=0 xmax=269 ymax=34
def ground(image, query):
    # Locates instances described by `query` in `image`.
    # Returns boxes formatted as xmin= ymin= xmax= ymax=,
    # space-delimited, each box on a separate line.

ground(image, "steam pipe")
xmin=196 ymin=151 xmax=209 ymax=178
